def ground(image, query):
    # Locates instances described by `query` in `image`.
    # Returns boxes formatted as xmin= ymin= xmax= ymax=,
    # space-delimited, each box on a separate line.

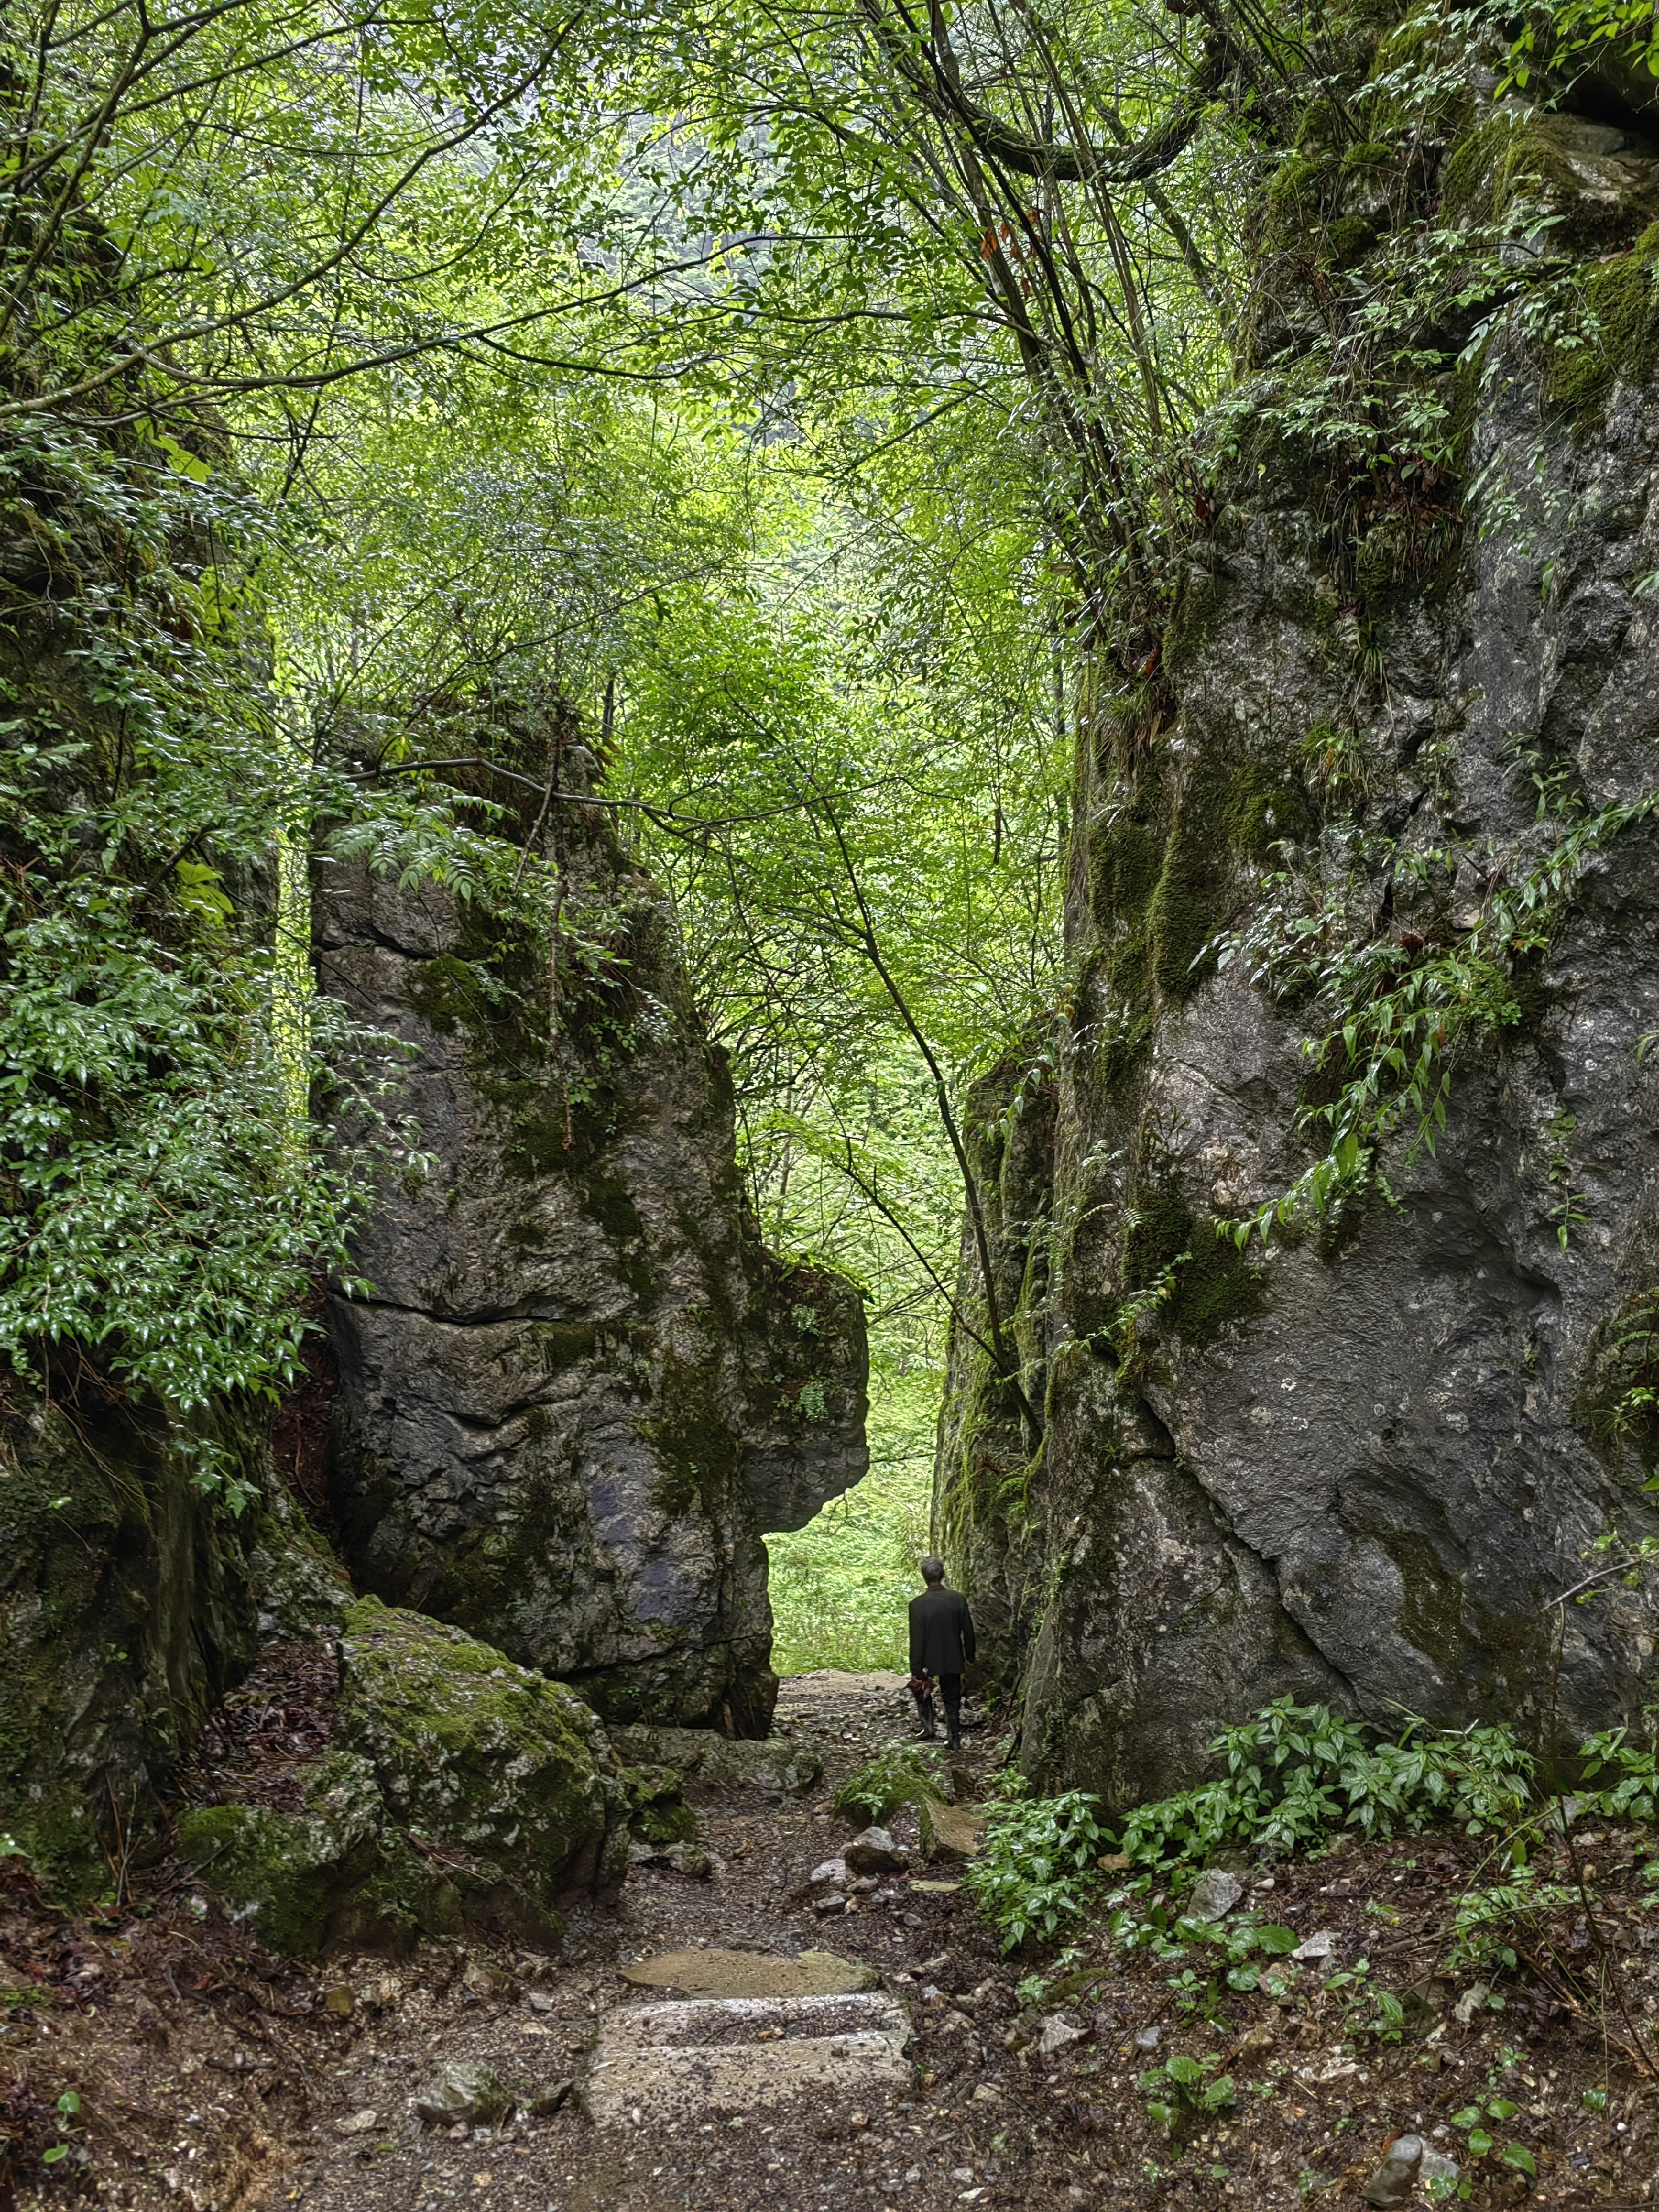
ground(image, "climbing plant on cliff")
xmin=0 ymin=380 xmax=434 ymax=1419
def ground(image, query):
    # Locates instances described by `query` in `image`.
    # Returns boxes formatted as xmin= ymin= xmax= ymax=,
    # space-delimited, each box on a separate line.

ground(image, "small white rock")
xmin=1186 ymin=1869 xmax=1245 ymax=1922
xmin=1036 ymin=2014 xmax=1087 ymax=2057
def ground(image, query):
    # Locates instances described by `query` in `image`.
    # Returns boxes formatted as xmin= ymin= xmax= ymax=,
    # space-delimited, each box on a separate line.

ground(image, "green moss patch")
xmin=338 ymin=1596 xmax=628 ymax=1894
xmin=1263 ymin=152 xmax=1333 ymax=251
xmin=621 ymin=1761 xmax=697 ymax=1846
xmin=402 ymin=882 xmax=666 ymax=1181
xmin=1123 ymin=1184 xmax=1266 ymax=1351
xmin=641 ymin=1351 xmax=741 ymax=1519
xmin=1544 ymin=224 xmax=1659 ymax=429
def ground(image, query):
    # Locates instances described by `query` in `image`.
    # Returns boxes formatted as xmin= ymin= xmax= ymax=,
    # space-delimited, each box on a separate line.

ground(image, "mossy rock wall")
xmin=935 ymin=43 xmax=1659 ymax=1807
xmin=0 ymin=1386 xmax=344 ymax=1898
xmin=315 ymin=740 xmax=869 ymax=1736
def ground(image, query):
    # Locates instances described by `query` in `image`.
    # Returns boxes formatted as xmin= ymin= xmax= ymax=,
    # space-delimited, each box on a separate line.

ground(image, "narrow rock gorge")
xmin=938 ymin=67 xmax=1659 ymax=1805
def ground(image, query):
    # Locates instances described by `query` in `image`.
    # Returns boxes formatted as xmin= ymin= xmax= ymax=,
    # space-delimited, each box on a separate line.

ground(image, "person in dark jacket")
xmin=908 ymin=1556 xmax=976 ymax=1748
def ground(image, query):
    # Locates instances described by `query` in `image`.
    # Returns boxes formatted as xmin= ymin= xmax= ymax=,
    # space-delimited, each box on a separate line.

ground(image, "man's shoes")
xmin=945 ymin=1715 xmax=961 ymax=1750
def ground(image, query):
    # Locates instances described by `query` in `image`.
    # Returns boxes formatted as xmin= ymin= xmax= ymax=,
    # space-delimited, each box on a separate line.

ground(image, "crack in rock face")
xmin=314 ymin=734 xmax=869 ymax=1735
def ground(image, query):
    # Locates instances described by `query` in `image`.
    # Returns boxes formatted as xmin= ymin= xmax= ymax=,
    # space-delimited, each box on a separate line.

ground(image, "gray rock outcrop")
xmin=315 ymin=735 xmax=868 ymax=1734
xmin=937 ymin=77 xmax=1659 ymax=1802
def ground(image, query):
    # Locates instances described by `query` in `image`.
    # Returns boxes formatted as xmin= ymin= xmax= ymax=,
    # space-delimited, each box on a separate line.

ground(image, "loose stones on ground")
xmin=1359 ymin=2133 xmax=1460 ymax=2207
xmin=845 ymin=1826 xmax=908 ymax=1876
xmin=412 ymin=2060 xmax=513 ymax=2127
xmin=1185 ymin=1869 xmax=1244 ymax=1922
xmin=921 ymin=1802 xmax=984 ymax=1863
xmin=609 ymin=1726 xmax=824 ymax=1797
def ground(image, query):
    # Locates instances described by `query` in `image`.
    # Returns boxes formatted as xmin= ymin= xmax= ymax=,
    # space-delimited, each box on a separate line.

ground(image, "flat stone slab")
xmin=619 ymin=1947 xmax=879 ymax=1999
xmin=583 ymin=1992 xmax=910 ymax=2126
xmin=924 ymin=1803 xmax=985 ymax=1861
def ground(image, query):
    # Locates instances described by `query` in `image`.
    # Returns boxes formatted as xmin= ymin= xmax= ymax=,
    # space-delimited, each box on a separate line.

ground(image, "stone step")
xmin=619 ymin=1945 xmax=879 ymax=2001
xmin=582 ymin=1990 xmax=911 ymax=2127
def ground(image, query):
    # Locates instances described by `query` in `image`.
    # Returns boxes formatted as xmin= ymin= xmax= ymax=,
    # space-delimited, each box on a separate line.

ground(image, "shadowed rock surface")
xmin=0 ymin=1385 xmax=346 ymax=1895
xmin=937 ymin=106 xmax=1659 ymax=1805
xmin=315 ymin=739 xmax=868 ymax=1735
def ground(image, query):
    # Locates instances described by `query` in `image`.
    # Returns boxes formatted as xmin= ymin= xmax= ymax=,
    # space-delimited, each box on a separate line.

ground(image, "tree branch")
xmin=873 ymin=2 xmax=1233 ymax=185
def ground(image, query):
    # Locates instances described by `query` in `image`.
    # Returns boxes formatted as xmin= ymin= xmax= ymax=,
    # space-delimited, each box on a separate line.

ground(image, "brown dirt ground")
xmin=3 ymin=1671 xmax=1657 ymax=2212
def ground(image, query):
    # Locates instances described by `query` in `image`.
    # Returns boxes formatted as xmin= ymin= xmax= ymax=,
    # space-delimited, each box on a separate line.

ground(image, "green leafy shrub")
xmin=1444 ymin=2097 xmax=1535 ymax=2181
xmin=1577 ymin=1726 xmax=1659 ymax=1821
xmin=1448 ymin=1870 xmax=1585 ymax=1974
xmin=1119 ymin=1699 xmax=1536 ymax=1869
xmin=969 ymin=1698 xmax=1659 ymax=1958
xmin=964 ymin=1780 xmax=1107 ymax=1951
xmin=832 ymin=1745 xmax=947 ymax=1826
xmin=1103 ymin=1893 xmax=1302 ymax=2017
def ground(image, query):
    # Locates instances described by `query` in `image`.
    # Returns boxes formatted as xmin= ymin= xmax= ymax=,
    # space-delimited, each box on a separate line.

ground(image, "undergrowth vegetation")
xmin=957 ymin=1696 xmax=1659 ymax=2190
xmin=969 ymin=1699 xmax=1659 ymax=1956
xmin=831 ymin=1744 xmax=949 ymax=1827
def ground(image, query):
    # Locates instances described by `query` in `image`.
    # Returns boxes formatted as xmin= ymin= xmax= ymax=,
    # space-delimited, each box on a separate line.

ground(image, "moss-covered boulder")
xmin=176 ymin=1750 xmax=405 ymax=1955
xmin=620 ymin=1761 xmax=697 ymax=1847
xmin=336 ymin=1596 xmax=630 ymax=1901
xmin=178 ymin=1598 xmax=630 ymax=1955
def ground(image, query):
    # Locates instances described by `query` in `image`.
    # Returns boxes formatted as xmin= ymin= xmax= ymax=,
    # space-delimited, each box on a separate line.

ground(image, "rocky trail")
xmin=5 ymin=1673 xmax=1659 ymax=2212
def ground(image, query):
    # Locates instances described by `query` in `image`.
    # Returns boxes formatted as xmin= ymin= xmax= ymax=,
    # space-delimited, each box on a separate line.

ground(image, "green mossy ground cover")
xmin=1545 ymin=222 xmax=1659 ymax=427
xmin=619 ymin=1761 xmax=697 ymax=1846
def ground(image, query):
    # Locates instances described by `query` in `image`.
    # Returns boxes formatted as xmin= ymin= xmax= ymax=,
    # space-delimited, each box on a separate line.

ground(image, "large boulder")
xmin=314 ymin=730 xmax=868 ymax=1733
xmin=178 ymin=1596 xmax=630 ymax=1953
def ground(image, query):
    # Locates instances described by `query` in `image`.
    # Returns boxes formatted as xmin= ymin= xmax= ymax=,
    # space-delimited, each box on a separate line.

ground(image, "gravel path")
xmin=6 ymin=1672 xmax=1657 ymax=2211
xmin=247 ymin=1672 xmax=1091 ymax=2212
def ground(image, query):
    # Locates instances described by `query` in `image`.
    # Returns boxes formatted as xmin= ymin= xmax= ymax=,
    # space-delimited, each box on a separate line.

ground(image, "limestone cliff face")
xmin=315 ymin=750 xmax=868 ymax=1735
xmin=939 ymin=88 xmax=1659 ymax=1805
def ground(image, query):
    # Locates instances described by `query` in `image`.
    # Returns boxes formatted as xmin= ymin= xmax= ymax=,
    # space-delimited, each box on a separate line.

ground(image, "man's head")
xmin=920 ymin=1556 xmax=945 ymax=1586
